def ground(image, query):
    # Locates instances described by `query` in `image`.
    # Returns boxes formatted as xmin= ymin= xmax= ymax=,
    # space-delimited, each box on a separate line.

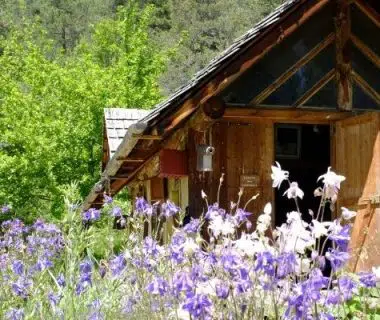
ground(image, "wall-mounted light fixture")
xmin=197 ymin=144 xmax=215 ymax=172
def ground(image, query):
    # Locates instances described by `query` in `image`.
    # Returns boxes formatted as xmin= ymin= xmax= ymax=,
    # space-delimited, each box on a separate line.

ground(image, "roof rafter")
xmin=293 ymin=69 xmax=336 ymax=107
xmin=354 ymin=0 xmax=380 ymax=28
xmin=352 ymin=70 xmax=380 ymax=105
xmin=351 ymin=34 xmax=380 ymax=69
xmin=250 ymin=33 xmax=335 ymax=105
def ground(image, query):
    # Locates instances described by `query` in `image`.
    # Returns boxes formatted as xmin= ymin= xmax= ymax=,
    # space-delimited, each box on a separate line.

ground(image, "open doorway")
xmin=274 ymin=124 xmax=331 ymax=226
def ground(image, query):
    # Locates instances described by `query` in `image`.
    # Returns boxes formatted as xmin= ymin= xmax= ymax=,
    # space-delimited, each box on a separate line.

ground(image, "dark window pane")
xmin=351 ymin=45 xmax=380 ymax=93
xmin=220 ymin=2 xmax=334 ymax=105
xmin=304 ymin=79 xmax=337 ymax=108
xmin=353 ymin=84 xmax=380 ymax=110
xmin=351 ymin=4 xmax=380 ymax=56
xmin=263 ymin=45 xmax=335 ymax=106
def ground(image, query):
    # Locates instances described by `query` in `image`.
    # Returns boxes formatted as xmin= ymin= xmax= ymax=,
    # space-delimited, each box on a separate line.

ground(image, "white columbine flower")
xmin=208 ymin=215 xmax=236 ymax=238
xmin=311 ymin=220 xmax=332 ymax=239
xmin=283 ymin=182 xmax=304 ymax=199
xmin=317 ymin=167 xmax=346 ymax=202
xmin=264 ymin=202 xmax=272 ymax=215
xmin=271 ymin=162 xmax=289 ymax=189
xmin=341 ymin=207 xmax=357 ymax=220
xmin=183 ymin=238 xmax=199 ymax=255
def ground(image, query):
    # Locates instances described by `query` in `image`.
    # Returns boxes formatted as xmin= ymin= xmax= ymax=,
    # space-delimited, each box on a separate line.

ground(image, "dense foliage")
xmin=0 ymin=3 xmax=166 ymax=219
xmin=0 ymin=165 xmax=379 ymax=319
xmin=0 ymin=0 xmax=283 ymax=221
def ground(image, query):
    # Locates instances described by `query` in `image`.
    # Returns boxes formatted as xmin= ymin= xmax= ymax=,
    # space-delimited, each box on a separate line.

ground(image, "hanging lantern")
xmin=196 ymin=144 xmax=215 ymax=172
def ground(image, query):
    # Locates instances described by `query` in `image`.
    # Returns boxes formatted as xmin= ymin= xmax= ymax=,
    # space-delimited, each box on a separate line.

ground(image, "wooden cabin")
xmin=84 ymin=0 xmax=380 ymax=271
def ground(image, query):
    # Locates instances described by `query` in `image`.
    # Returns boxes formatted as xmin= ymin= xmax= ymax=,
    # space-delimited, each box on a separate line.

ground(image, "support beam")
xmin=335 ymin=0 xmax=352 ymax=111
xmin=351 ymin=34 xmax=380 ymax=69
xmin=250 ymin=33 xmax=335 ymax=105
xmin=352 ymin=71 xmax=380 ymax=105
xmin=293 ymin=69 xmax=336 ymax=107
xmin=355 ymin=0 xmax=380 ymax=28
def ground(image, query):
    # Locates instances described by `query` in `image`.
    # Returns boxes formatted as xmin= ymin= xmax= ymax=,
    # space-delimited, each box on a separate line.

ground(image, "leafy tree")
xmin=0 ymin=3 xmax=167 ymax=221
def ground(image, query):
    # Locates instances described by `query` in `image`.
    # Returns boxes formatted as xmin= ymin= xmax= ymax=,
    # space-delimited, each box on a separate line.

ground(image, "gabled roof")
xmin=104 ymin=108 xmax=151 ymax=159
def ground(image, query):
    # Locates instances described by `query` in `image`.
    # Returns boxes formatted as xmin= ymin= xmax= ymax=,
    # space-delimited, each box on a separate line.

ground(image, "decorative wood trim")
xmin=132 ymin=134 xmax=162 ymax=140
xmin=223 ymin=107 xmax=353 ymax=123
xmin=352 ymin=71 xmax=380 ymax=104
xmin=335 ymin=0 xmax=352 ymax=111
xmin=293 ymin=69 xmax=336 ymax=107
xmin=250 ymin=33 xmax=335 ymax=105
xmin=116 ymin=158 xmax=145 ymax=162
xmin=354 ymin=0 xmax=380 ymax=28
xmin=351 ymin=34 xmax=380 ymax=69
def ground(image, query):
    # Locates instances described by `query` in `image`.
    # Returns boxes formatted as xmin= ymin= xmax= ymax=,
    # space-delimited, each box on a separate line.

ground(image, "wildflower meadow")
xmin=1 ymin=164 xmax=379 ymax=319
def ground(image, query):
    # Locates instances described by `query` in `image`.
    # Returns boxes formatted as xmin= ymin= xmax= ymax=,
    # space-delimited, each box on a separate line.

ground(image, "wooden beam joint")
xmin=335 ymin=0 xmax=352 ymax=111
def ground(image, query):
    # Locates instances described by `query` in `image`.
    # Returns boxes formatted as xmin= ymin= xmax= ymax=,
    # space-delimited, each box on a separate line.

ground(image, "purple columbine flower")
xmin=235 ymin=208 xmax=252 ymax=223
xmin=80 ymin=260 xmax=93 ymax=275
xmin=326 ymin=249 xmax=350 ymax=271
xmin=146 ymin=276 xmax=169 ymax=296
xmin=5 ymin=308 xmax=24 ymax=320
xmin=76 ymin=273 xmax=92 ymax=295
xmin=216 ymin=283 xmax=229 ymax=299
xmin=172 ymin=271 xmax=193 ymax=295
xmin=109 ymin=254 xmax=126 ymax=276
xmin=57 ymin=273 xmax=65 ymax=287
xmin=221 ymin=251 xmax=241 ymax=273
xmin=329 ymin=224 xmax=351 ymax=251
xmin=183 ymin=218 xmax=201 ymax=233
xmin=182 ymin=293 xmax=212 ymax=319
xmin=325 ymin=288 xmax=341 ymax=305
xmin=338 ymin=275 xmax=357 ymax=301
xmin=135 ymin=197 xmax=153 ymax=216
xmin=111 ymin=206 xmax=122 ymax=217
xmin=161 ymin=200 xmax=180 ymax=217
xmin=277 ymin=252 xmax=297 ymax=278
xmin=103 ymin=194 xmax=113 ymax=204
xmin=48 ymin=292 xmax=61 ymax=306
xmin=358 ymin=272 xmax=377 ymax=288
xmin=12 ymin=277 xmax=32 ymax=298
xmin=1 ymin=205 xmax=11 ymax=214
xmin=255 ymin=251 xmax=276 ymax=276
xmin=143 ymin=237 xmax=160 ymax=257
xmin=12 ymin=260 xmax=24 ymax=276
xmin=82 ymin=209 xmax=101 ymax=222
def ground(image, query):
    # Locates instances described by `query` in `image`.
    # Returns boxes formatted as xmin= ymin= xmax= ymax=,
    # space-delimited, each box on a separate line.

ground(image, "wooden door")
xmin=210 ymin=122 xmax=274 ymax=227
xmin=334 ymin=112 xmax=380 ymax=271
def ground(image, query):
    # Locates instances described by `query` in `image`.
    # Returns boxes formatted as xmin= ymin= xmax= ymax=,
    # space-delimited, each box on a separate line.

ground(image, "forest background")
xmin=0 ymin=0 xmax=282 ymax=221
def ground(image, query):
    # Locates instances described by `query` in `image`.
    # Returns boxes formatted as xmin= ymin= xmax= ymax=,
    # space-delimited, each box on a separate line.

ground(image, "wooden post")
xmin=335 ymin=0 xmax=352 ymax=111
